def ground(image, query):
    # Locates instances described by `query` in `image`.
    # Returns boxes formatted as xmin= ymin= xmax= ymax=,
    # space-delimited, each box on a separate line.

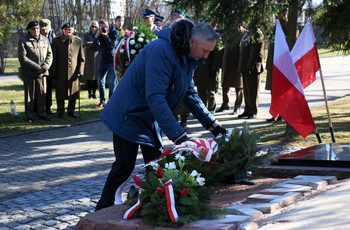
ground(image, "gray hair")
xmin=191 ymin=23 xmax=220 ymax=43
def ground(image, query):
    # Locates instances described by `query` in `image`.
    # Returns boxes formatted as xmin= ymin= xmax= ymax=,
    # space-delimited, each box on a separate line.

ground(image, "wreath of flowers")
xmin=113 ymin=21 xmax=158 ymax=78
xmin=120 ymin=123 xmax=271 ymax=227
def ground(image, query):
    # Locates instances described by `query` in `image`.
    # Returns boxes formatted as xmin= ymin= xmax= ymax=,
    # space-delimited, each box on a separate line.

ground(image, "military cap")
xmin=61 ymin=22 xmax=73 ymax=29
xmin=142 ymin=9 xmax=156 ymax=17
xmin=155 ymin=15 xmax=164 ymax=23
xmin=26 ymin=21 xmax=39 ymax=30
xmin=39 ymin=19 xmax=51 ymax=30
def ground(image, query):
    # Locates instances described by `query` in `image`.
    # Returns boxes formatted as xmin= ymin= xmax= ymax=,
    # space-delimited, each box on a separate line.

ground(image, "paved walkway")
xmin=0 ymin=56 xmax=349 ymax=229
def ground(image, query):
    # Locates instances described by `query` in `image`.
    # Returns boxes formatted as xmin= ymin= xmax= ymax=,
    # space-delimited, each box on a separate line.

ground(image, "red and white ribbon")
xmin=164 ymin=179 xmax=178 ymax=222
xmin=123 ymin=198 xmax=142 ymax=219
xmin=116 ymin=138 xmax=218 ymax=205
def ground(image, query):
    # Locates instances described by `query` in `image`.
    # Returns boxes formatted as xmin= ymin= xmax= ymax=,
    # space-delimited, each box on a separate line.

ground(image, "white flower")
xmin=151 ymin=38 xmax=157 ymax=41
xmin=120 ymin=49 xmax=124 ymax=53
xmin=165 ymin=162 xmax=176 ymax=170
xmin=196 ymin=176 xmax=205 ymax=186
xmin=140 ymin=32 xmax=145 ymax=37
xmin=175 ymin=153 xmax=185 ymax=161
xmin=190 ymin=170 xmax=199 ymax=177
xmin=150 ymin=161 xmax=159 ymax=169
xmin=132 ymin=26 xmax=138 ymax=30
xmin=130 ymin=33 xmax=135 ymax=39
xmin=181 ymin=141 xmax=197 ymax=148
xmin=138 ymin=37 xmax=144 ymax=43
xmin=146 ymin=39 xmax=150 ymax=44
xmin=129 ymin=40 xmax=136 ymax=45
xmin=130 ymin=49 xmax=136 ymax=55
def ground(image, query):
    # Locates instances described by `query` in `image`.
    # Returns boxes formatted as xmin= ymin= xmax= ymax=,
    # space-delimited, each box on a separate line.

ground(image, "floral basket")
xmin=119 ymin=123 xmax=271 ymax=227
xmin=113 ymin=21 xmax=157 ymax=79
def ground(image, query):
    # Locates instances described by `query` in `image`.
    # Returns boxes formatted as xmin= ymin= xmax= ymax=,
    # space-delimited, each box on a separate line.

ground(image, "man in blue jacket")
xmin=95 ymin=19 xmax=226 ymax=211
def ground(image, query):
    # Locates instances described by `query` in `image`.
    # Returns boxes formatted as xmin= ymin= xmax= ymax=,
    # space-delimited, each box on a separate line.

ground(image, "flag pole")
xmin=318 ymin=66 xmax=336 ymax=142
xmin=314 ymin=128 xmax=322 ymax=143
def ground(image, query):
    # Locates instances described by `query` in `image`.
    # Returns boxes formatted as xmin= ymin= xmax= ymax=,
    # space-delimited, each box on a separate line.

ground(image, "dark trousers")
xmin=242 ymin=72 xmax=261 ymax=115
xmin=197 ymin=86 xmax=216 ymax=112
xmin=95 ymin=134 xmax=162 ymax=211
xmin=87 ymin=80 xmax=98 ymax=96
xmin=222 ymin=86 xmax=243 ymax=109
xmin=46 ymin=76 xmax=53 ymax=112
xmin=56 ymin=99 xmax=76 ymax=115
xmin=24 ymin=76 xmax=46 ymax=119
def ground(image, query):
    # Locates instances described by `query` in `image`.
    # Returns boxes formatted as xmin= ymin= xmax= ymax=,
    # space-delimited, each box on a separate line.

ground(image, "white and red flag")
xmin=270 ymin=20 xmax=316 ymax=138
xmin=291 ymin=18 xmax=320 ymax=88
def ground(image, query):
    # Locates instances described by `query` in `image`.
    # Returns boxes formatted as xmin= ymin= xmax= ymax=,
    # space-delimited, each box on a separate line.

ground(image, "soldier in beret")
xmin=51 ymin=23 xmax=85 ymax=118
xmin=18 ymin=20 xmax=53 ymax=123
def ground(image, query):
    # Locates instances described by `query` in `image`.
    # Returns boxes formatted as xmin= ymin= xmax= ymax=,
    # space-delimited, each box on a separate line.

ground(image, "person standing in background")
xmin=93 ymin=19 xmax=118 ymax=109
xmin=141 ymin=9 xmax=161 ymax=34
xmin=51 ymin=23 xmax=85 ymax=118
xmin=217 ymin=26 xmax=246 ymax=114
xmin=114 ymin=15 xmax=125 ymax=37
xmin=237 ymin=23 xmax=264 ymax=119
xmin=39 ymin=19 xmax=56 ymax=115
xmin=18 ymin=20 xmax=52 ymax=123
xmin=83 ymin=20 xmax=99 ymax=100
xmin=194 ymin=45 xmax=223 ymax=114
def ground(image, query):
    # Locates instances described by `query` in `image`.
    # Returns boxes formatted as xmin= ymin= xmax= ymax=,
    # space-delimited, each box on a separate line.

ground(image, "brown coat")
xmin=83 ymin=31 xmax=99 ymax=81
xmin=221 ymin=38 xmax=243 ymax=88
xmin=51 ymin=35 xmax=85 ymax=100
xmin=18 ymin=33 xmax=52 ymax=78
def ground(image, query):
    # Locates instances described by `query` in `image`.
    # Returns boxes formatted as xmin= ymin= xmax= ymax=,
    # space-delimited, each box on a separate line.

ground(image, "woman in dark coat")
xmin=83 ymin=20 xmax=100 ymax=99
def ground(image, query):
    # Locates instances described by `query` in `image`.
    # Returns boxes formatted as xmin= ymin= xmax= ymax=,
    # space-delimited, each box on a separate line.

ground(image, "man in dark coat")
xmin=237 ymin=24 xmax=264 ymax=119
xmin=51 ymin=23 xmax=85 ymax=118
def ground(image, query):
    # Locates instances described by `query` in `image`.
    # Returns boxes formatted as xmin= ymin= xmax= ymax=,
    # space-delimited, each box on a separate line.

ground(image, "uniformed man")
xmin=18 ymin=20 xmax=53 ymax=123
xmin=237 ymin=24 xmax=264 ymax=119
xmin=141 ymin=9 xmax=161 ymax=34
xmin=51 ymin=23 xmax=85 ymax=118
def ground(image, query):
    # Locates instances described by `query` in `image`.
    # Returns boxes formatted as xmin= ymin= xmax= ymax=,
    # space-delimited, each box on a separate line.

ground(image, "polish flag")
xmin=291 ymin=18 xmax=320 ymax=88
xmin=270 ymin=20 xmax=316 ymax=138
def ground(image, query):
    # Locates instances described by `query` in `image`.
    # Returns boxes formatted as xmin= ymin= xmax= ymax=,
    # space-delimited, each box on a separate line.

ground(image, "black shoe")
xmin=92 ymin=94 xmax=97 ymax=99
xmin=237 ymin=112 xmax=249 ymax=118
xmin=246 ymin=114 xmax=257 ymax=119
xmin=39 ymin=116 xmax=51 ymax=121
xmin=68 ymin=113 xmax=79 ymax=118
xmin=46 ymin=110 xmax=55 ymax=115
xmin=266 ymin=117 xmax=275 ymax=122
xmin=215 ymin=105 xmax=229 ymax=113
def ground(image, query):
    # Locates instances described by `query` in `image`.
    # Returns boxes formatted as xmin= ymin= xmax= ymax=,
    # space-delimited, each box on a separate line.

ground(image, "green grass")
xmin=4 ymin=58 xmax=20 ymax=74
xmin=0 ymin=81 xmax=101 ymax=136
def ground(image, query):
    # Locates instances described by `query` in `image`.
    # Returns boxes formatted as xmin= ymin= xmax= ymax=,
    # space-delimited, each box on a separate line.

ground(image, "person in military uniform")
xmin=141 ymin=9 xmax=161 ymax=34
xmin=18 ymin=20 xmax=53 ymax=123
xmin=237 ymin=23 xmax=264 ymax=119
xmin=51 ymin=23 xmax=85 ymax=118
xmin=154 ymin=15 xmax=164 ymax=29
xmin=194 ymin=45 xmax=223 ymax=114
xmin=217 ymin=26 xmax=247 ymax=114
